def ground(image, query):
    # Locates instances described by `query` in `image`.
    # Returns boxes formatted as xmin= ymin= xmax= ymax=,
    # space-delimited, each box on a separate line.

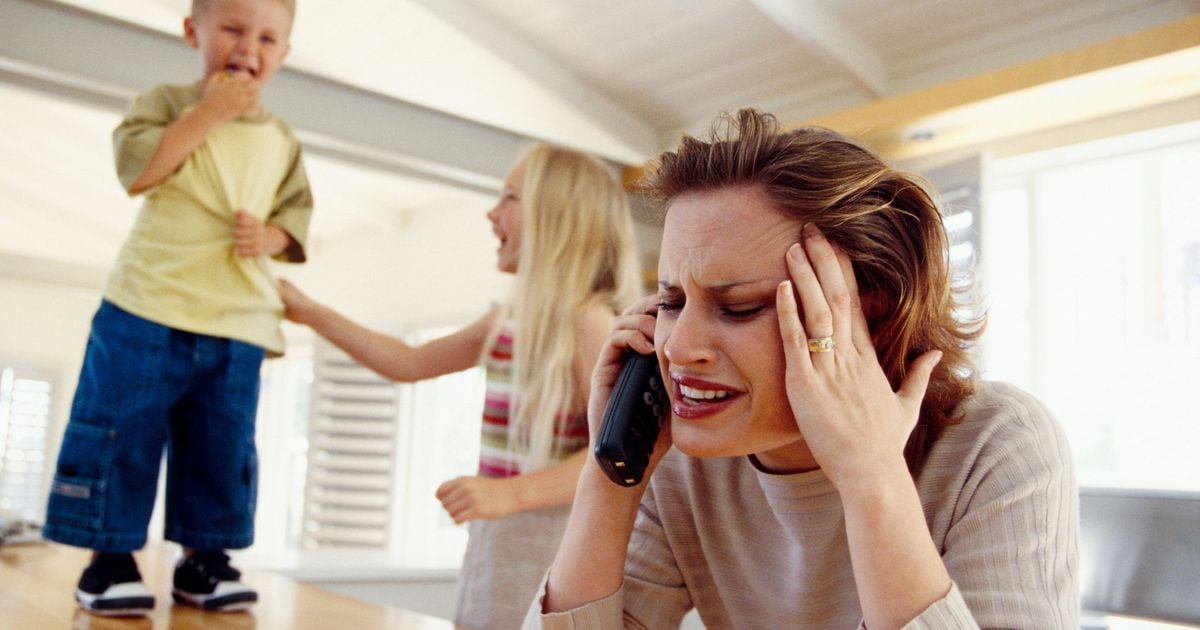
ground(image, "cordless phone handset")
xmin=593 ymin=352 xmax=668 ymax=487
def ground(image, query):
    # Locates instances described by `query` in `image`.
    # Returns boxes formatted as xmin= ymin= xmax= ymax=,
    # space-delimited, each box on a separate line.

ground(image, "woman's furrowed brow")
xmin=659 ymin=278 xmax=779 ymax=296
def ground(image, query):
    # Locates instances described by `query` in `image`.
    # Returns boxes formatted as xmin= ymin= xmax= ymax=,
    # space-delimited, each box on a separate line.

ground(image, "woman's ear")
xmin=859 ymin=289 xmax=889 ymax=325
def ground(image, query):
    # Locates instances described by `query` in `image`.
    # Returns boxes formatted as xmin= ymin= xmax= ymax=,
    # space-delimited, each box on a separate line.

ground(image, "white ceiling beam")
xmin=0 ymin=0 xmax=544 ymax=194
xmin=749 ymin=0 xmax=888 ymax=97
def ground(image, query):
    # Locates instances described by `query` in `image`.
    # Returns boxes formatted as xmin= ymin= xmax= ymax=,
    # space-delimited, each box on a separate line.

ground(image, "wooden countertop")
xmin=0 ymin=541 xmax=461 ymax=630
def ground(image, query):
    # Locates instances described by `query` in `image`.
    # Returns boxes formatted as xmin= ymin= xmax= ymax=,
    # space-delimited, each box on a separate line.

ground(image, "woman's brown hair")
xmin=645 ymin=109 xmax=983 ymax=473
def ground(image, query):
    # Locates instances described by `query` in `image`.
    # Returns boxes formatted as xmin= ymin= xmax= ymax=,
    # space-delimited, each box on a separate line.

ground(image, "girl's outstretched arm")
xmin=279 ymin=278 xmax=495 ymax=382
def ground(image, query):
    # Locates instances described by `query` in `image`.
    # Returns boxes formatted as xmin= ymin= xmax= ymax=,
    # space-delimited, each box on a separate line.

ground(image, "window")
xmin=252 ymin=346 xmax=314 ymax=555
xmin=301 ymin=342 xmax=401 ymax=550
xmin=391 ymin=342 xmax=483 ymax=565
xmin=0 ymin=364 xmax=53 ymax=522
xmin=922 ymin=156 xmax=985 ymax=330
xmin=290 ymin=329 xmax=484 ymax=567
xmin=983 ymin=121 xmax=1200 ymax=492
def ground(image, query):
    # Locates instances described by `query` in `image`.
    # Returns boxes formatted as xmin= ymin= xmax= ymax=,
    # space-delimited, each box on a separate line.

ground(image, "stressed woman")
xmin=529 ymin=110 xmax=1078 ymax=629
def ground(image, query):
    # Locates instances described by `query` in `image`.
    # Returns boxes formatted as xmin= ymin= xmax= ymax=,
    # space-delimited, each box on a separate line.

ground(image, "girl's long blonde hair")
xmin=497 ymin=144 xmax=640 ymax=472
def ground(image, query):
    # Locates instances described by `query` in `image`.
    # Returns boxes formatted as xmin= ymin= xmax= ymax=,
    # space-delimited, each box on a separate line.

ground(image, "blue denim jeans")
xmin=43 ymin=301 xmax=265 ymax=552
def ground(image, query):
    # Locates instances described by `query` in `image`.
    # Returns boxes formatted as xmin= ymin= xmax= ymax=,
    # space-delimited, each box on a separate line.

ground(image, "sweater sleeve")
xmin=525 ymin=579 xmax=624 ymax=630
xmin=920 ymin=385 xmax=1080 ymax=628
xmin=899 ymin=582 xmax=980 ymax=629
xmin=850 ymin=583 xmax=978 ymax=630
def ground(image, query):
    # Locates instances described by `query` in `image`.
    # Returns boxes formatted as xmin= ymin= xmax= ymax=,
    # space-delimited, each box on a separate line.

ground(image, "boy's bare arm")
xmin=128 ymin=73 xmax=261 ymax=194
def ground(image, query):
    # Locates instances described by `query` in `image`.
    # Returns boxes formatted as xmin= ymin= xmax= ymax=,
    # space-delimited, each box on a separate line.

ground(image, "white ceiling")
xmin=41 ymin=0 xmax=1200 ymax=163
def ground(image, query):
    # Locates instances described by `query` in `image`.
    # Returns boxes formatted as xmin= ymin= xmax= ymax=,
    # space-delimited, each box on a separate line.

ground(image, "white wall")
xmin=279 ymin=201 xmax=512 ymax=336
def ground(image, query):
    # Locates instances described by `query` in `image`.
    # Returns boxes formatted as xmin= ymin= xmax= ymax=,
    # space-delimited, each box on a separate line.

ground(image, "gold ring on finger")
xmin=807 ymin=336 xmax=835 ymax=353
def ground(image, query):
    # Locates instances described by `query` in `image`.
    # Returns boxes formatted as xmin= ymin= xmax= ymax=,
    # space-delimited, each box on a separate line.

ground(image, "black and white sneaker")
xmin=75 ymin=552 xmax=156 ymax=616
xmin=172 ymin=550 xmax=257 ymax=612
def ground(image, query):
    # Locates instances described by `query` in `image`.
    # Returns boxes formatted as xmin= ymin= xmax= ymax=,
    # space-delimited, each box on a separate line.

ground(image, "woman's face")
xmin=654 ymin=184 xmax=817 ymax=471
xmin=487 ymin=160 xmax=526 ymax=274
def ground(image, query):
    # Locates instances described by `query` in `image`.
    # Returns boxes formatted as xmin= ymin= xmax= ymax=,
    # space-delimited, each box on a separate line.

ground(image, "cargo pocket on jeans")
xmin=46 ymin=422 xmax=115 ymax=531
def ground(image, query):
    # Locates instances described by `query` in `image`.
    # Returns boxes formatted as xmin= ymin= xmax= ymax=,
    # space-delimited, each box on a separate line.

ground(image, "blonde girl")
xmin=280 ymin=143 xmax=639 ymax=629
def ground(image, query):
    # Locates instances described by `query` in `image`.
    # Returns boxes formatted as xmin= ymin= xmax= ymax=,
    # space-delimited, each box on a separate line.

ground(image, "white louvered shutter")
xmin=300 ymin=342 xmax=399 ymax=549
xmin=0 ymin=365 xmax=53 ymax=522
xmin=923 ymin=155 xmax=984 ymax=325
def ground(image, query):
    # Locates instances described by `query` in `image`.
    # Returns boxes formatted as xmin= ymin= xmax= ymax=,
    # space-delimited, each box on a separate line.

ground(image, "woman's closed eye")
xmin=657 ymin=299 xmax=767 ymax=321
xmin=721 ymin=304 xmax=768 ymax=320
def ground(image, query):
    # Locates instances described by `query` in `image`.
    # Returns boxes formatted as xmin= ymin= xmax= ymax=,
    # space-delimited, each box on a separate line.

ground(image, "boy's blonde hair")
xmin=191 ymin=0 xmax=296 ymax=19
xmin=501 ymin=144 xmax=640 ymax=472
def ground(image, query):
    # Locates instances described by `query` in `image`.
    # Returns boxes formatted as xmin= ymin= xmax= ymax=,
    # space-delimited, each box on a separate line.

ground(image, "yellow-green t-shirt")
xmin=107 ymin=82 xmax=313 ymax=356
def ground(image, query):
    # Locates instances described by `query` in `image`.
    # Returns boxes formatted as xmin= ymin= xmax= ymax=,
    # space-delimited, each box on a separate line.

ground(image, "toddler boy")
xmin=43 ymin=0 xmax=311 ymax=616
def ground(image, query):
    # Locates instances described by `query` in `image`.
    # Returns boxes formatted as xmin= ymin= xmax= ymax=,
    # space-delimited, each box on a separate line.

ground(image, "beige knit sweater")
xmin=528 ymin=382 xmax=1079 ymax=629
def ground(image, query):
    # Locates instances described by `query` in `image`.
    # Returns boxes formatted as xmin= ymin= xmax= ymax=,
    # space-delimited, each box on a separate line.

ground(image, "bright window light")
xmin=983 ymin=122 xmax=1200 ymax=492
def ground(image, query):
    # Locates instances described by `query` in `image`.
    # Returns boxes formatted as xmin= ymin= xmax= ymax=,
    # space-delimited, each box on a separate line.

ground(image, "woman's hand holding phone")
xmin=585 ymin=295 xmax=673 ymax=490
xmin=593 ymin=352 xmax=668 ymax=486
xmin=544 ymin=295 xmax=671 ymax=613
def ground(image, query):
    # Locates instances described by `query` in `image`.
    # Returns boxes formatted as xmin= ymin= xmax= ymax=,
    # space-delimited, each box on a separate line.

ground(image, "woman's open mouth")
xmin=678 ymin=384 xmax=732 ymax=401
xmin=671 ymin=376 xmax=741 ymax=420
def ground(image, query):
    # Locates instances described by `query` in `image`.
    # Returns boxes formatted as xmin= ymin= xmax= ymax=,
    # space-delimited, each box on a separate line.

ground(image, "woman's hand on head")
xmin=435 ymin=475 xmax=521 ymax=524
xmin=776 ymin=224 xmax=942 ymax=492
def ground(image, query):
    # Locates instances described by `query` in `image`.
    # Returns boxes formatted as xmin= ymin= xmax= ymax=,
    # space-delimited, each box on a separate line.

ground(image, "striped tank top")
xmin=478 ymin=322 xmax=590 ymax=478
